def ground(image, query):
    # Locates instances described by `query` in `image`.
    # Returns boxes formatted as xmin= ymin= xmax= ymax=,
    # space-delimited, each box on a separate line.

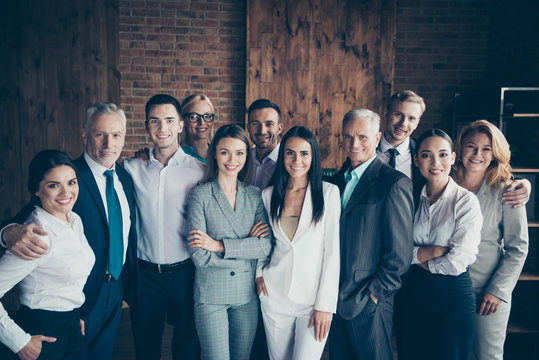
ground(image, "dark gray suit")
xmin=329 ymin=157 xmax=413 ymax=360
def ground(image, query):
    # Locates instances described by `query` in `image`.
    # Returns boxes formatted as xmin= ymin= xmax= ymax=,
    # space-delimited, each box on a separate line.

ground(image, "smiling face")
xmin=248 ymin=108 xmax=283 ymax=152
xmin=415 ymin=136 xmax=455 ymax=185
xmin=83 ymin=112 xmax=126 ymax=169
xmin=147 ymin=104 xmax=183 ymax=151
xmin=35 ymin=165 xmax=79 ymax=221
xmin=342 ymin=117 xmax=382 ymax=168
xmin=283 ymin=136 xmax=312 ymax=181
xmin=384 ymin=100 xmax=423 ymax=147
xmin=184 ymin=100 xmax=214 ymax=141
xmin=215 ymin=137 xmax=247 ymax=180
xmin=461 ymin=132 xmax=493 ymax=176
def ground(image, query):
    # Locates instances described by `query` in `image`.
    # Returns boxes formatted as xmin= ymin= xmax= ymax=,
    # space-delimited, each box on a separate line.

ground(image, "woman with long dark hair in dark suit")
xmin=186 ymin=125 xmax=272 ymax=360
xmin=256 ymin=126 xmax=340 ymax=360
xmin=398 ymin=129 xmax=483 ymax=360
xmin=0 ymin=150 xmax=95 ymax=360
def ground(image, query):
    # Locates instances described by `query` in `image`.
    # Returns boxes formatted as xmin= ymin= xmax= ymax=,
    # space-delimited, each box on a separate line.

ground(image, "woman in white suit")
xmin=454 ymin=120 xmax=528 ymax=360
xmin=256 ymin=126 xmax=341 ymax=360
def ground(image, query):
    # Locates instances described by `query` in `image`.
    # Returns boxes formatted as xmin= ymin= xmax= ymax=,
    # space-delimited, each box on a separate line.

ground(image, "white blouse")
xmin=0 ymin=207 xmax=95 ymax=353
xmin=412 ymin=178 xmax=483 ymax=275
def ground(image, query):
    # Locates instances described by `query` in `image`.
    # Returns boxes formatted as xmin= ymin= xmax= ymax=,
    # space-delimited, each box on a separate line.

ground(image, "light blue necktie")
xmin=341 ymin=170 xmax=358 ymax=209
xmin=104 ymin=170 xmax=123 ymax=280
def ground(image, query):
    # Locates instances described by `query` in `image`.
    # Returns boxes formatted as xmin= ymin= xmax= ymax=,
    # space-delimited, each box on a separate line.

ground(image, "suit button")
xmin=230 ymin=271 xmax=235 ymax=276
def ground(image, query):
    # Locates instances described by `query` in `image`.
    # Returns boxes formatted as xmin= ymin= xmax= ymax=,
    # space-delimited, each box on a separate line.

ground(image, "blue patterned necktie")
xmin=104 ymin=170 xmax=123 ymax=280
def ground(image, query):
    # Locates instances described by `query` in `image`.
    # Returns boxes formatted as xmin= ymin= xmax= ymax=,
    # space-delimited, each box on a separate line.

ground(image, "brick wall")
xmin=393 ymin=0 xmax=490 ymax=134
xmin=118 ymin=0 xmax=246 ymax=157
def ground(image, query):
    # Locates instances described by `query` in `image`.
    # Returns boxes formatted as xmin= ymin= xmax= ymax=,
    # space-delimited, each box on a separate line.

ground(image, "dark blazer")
xmin=327 ymin=138 xmax=424 ymax=205
xmin=330 ymin=157 xmax=413 ymax=320
xmin=73 ymin=155 xmax=139 ymax=316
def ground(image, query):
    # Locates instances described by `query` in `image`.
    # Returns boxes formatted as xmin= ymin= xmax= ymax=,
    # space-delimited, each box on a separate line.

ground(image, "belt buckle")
xmin=105 ymin=274 xmax=113 ymax=283
xmin=157 ymin=264 xmax=162 ymax=274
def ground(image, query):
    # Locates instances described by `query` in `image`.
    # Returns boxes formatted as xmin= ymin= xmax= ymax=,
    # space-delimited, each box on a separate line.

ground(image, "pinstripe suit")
xmin=328 ymin=157 xmax=414 ymax=360
xmin=187 ymin=179 xmax=272 ymax=360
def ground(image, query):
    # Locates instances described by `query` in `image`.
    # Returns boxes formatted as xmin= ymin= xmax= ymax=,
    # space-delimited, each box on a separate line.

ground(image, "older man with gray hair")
xmin=328 ymin=108 xmax=413 ymax=359
xmin=1 ymin=102 xmax=139 ymax=360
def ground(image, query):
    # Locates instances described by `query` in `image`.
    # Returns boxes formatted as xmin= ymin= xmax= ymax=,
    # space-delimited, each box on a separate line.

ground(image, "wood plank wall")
xmin=246 ymin=0 xmax=395 ymax=169
xmin=0 ymin=0 xmax=120 ymax=220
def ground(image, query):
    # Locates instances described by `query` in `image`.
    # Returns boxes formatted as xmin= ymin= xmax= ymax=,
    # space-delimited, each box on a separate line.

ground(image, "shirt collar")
xmin=84 ymin=152 xmax=116 ymax=178
xmin=253 ymin=143 xmax=280 ymax=165
xmin=346 ymin=154 xmax=377 ymax=180
xmin=149 ymin=146 xmax=185 ymax=167
xmin=379 ymin=134 xmax=410 ymax=154
xmin=420 ymin=176 xmax=458 ymax=200
xmin=34 ymin=206 xmax=77 ymax=230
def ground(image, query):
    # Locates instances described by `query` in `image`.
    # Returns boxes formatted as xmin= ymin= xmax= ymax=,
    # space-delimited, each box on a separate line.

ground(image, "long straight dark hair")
xmin=269 ymin=126 xmax=324 ymax=223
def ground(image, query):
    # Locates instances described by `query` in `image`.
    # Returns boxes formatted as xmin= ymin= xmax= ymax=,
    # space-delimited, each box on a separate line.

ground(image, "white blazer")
xmin=257 ymin=181 xmax=341 ymax=313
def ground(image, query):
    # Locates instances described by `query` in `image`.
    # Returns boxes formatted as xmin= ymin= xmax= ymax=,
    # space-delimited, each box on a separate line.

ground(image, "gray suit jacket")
xmin=469 ymin=179 xmax=528 ymax=302
xmin=187 ymin=180 xmax=272 ymax=305
xmin=332 ymin=157 xmax=414 ymax=320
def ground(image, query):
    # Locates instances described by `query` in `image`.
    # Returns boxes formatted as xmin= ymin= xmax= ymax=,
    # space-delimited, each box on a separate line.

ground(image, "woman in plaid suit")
xmin=187 ymin=124 xmax=272 ymax=360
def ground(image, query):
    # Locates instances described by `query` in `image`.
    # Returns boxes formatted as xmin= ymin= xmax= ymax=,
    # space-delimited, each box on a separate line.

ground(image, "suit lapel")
xmin=75 ymin=155 xmax=107 ymax=223
xmin=341 ymin=158 xmax=382 ymax=217
xmin=283 ymin=182 xmax=313 ymax=243
xmin=212 ymin=180 xmax=244 ymax=238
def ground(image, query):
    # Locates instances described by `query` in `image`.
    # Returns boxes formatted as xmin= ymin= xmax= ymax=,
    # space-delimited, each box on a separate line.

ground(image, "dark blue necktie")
xmin=387 ymin=148 xmax=399 ymax=169
xmin=104 ymin=170 xmax=123 ymax=280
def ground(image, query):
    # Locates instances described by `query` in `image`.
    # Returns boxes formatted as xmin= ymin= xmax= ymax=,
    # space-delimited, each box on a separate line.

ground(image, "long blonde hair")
xmin=454 ymin=120 xmax=513 ymax=189
xmin=180 ymin=94 xmax=215 ymax=146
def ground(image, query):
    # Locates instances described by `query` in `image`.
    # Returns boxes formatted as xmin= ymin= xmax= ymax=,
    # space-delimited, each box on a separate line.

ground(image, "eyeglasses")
xmin=183 ymin=112 xmax=215 ymax=123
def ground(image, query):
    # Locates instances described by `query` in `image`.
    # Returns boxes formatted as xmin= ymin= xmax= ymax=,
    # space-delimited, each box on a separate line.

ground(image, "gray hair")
xmin=342 ymin=108 xmax=380 ymax=133
xmin=84 ymin=102 xmax=127 ymax=132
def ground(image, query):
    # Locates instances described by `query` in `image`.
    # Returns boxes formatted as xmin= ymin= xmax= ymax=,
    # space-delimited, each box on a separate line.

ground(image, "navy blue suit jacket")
xmin=73 ymin=155 xmax=139 ymax=316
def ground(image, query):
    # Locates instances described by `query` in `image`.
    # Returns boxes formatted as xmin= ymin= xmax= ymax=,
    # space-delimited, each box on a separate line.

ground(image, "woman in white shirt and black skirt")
xmin=397 ymin=130 xmax=483 ymax=360
xmin=0 ymin=150 xmax=95 ymax=360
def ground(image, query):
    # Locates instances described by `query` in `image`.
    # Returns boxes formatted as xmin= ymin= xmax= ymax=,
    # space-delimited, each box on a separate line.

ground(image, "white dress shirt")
xmin=377 ymin=135 xmax=413 ymax=179
xmin=123 ymin=147 xmax=205 ymax=264
xmin=84 ymin=152 xmax=130 ymax=264
xmin=412 ymin=178 xmax=483 ymax=275
xmin=0 ymin=207 xmax=95 ymax=353
xmin=251 ymin=143 xmax=280 ymax=190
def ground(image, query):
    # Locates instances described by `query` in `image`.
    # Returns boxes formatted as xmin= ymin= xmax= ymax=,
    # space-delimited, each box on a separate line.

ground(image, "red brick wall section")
xmin=118 ymin=0 xmax=246 ymax=157
xmin=393 ymin=0 xmax=490 ymax=134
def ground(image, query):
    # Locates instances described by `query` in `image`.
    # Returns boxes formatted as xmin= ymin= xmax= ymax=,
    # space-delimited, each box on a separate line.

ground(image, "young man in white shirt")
xmin=123 ymin=94 xmax=204 ymax=360
xmin=247 ymin=99 xmax=283 ymax=190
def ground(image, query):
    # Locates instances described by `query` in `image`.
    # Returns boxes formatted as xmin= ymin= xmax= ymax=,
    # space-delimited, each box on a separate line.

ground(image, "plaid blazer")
xmin=187 ymin=179 xmax=272 ymax=305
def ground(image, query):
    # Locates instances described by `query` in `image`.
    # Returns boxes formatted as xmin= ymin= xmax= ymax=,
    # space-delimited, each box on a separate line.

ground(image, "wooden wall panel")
xmin=0 ymin=0 xmax=119 ymax=220
xmin=246 ymin=0 xmax=395 ymax=168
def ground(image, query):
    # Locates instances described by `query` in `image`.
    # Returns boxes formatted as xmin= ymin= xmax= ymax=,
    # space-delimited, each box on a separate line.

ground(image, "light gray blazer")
xmin=469 ymin=179 xmax=529 ymax=302
xmin=187 ymin=179 xmax=272 ymax=305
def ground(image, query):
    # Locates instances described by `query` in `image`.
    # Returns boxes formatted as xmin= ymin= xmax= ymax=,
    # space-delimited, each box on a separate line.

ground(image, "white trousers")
xmin=259 ymin=293 xmax=327 ymax=360
xmin=471 ymin=291 xmax=511 ymax=360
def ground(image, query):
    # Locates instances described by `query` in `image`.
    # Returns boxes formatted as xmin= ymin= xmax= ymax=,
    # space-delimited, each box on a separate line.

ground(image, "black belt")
xmin=91 ymin=273 xmax=119 ymax=283
xmin=138 ymin=258 xmax=191 ymax=274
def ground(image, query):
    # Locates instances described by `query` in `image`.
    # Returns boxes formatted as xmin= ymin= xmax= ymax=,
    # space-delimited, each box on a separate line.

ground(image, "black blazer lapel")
xmin=74 ymin=156 xmax=107 ymax=223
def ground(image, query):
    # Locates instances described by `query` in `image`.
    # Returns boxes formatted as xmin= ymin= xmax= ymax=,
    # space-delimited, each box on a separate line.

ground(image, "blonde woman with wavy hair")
xmin=180 ymin=94 xmax=216 ymax=162
xmin=454 ymin=120 xmax=529 ymax=360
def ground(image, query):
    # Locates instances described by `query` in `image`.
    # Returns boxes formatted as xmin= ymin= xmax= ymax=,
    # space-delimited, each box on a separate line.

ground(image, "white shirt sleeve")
xmin=428 ymin=193 xmax=483 ymax=275
xmin=0 ymin=245 xmax=47 ymax=353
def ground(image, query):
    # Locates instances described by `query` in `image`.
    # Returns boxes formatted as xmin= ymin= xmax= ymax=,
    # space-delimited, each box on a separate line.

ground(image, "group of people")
xmin=0 ymin=90 xmax=531 ymax=360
